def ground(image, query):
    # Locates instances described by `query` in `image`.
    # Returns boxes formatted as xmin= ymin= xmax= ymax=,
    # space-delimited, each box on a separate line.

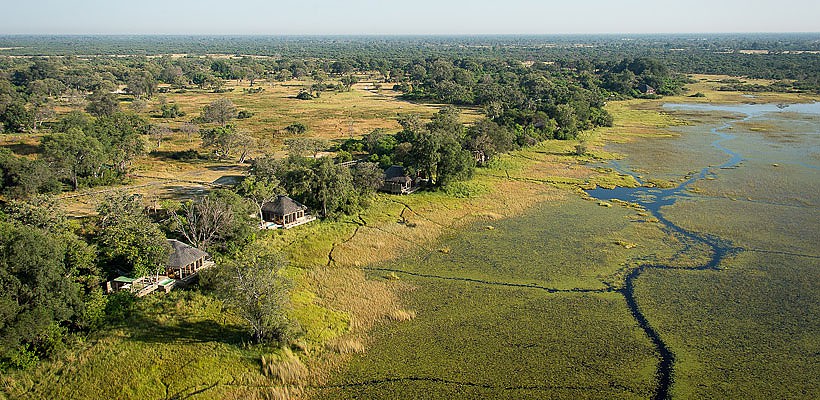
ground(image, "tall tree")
xmin=168 ymin=190 xmax=253 ymax=250
xmin=212 ymin=244 xmax=292 ymax=343
xmin=312 ymin=157 xmax=355 ymax=217
xmin=95 ymin=193 xmax=171 ymax=278
xmin=85 ymin=90 xmax=119 ymax=117
xmin=0 ymin=221 xmax=87 ymax=362
xmin=91 ymin=113 xmax=147 ymax=174
xmin=1 ymin=102 xmax=33 ymax=133
xmin=201 ymin=125 xmax=239 ymax=159
xmin=40 ymin=129 xmax=104 ymax=191
xmin=237 ymin=176 xmax=282 ymax=227
xmin=200 ymin=98 xmax=236 ymax=126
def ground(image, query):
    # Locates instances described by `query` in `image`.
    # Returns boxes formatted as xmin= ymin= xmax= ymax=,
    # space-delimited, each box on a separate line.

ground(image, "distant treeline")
xmin=1 ymin=34 xmax=819 ymax=91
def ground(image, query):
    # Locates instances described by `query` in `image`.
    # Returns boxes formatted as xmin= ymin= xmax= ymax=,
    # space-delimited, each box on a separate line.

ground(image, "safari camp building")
xmin=261 ymin=195 xmax=316 ymax=229
xmin=107 ymin=239 xmax=213 ymax=297
xmin=638 ymin=83 xmax=656 ymax=95
xmin=165 ymin=239 xmax=209 ymax=280
xmin=380 ymin=165 xmax=420 ymax=194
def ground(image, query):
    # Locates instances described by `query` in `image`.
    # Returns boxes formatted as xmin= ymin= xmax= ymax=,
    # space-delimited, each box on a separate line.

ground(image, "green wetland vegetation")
xmin=314 ymin=102 xmax=820 ymax=399
xmin=1 ymin=34 xmax=819 ymax=400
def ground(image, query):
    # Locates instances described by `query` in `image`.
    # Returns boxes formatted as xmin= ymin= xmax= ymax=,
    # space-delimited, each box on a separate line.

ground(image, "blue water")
xmin=585 ymin=101 xmax=820 ymax=400
xmin=588 ymin=102 xmax=820 ymax=215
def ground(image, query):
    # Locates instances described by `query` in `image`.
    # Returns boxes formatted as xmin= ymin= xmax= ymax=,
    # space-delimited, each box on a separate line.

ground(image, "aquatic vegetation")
xmin=317 ymin=99 xmax=820 ymax=399
xmin=314 ymin=282 xmax=657 ymax=400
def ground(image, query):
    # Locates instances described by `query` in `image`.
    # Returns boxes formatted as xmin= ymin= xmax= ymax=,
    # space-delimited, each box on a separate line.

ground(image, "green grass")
xmin=1 ymin=291 xmax=292 ymax=400
xmin=313 ymin=279 xmax=658 ymax=399
xmin=634 ymin=252 xmax=819 ymax=399
xmin=383 ymin=195 xmax=679 ymax=291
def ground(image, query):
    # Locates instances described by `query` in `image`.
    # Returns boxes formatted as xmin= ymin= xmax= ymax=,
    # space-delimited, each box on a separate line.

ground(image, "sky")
xmin=1 ymin=0 xmax=818 ymax=35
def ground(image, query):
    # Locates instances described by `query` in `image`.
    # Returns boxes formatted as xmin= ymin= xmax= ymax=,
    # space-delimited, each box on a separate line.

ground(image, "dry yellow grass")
xmin=154 ymin=79 xmax=443 ymax=143
xmin=262 ymin=349 xmax=308 ymax=386
xmin=325 ymin=338 xmax=365 ymax=355
xmin=387 ymin=309 xmax=417 ymax=322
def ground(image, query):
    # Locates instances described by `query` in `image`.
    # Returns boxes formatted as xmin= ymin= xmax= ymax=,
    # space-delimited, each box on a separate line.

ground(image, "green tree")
xmin=91 ymin=113 xmax=147 ymax=174
xmin=0 ymin=221 xmax=86 ymax=363
xmin=352 ymin=161 xmax=385 ymax=195
xmin=29 ymin=98 xmax=55 ymax=131
xmin=95 ymin=193 xmax=171 ymax=278
xmin=313 ymin=157 xmax=355 ymax=217
xmin=285 ymin=137 xmax=327 ymax=158
xmin=466 ymin=118 xmax=515 ymax=161
xmin=237 ymin=175 xmax=282 ymax=227
xmin=0 ymin=149 xmax=60 ymax=198
xmin=125 ymin=70 xmax=156 ymax=99
xmin=1 ymin=102 xmax=33 ymax=133
xmin=85 ymin=90 xmax=120 ymax=117
xmin=201 ymin=125 xmax=240 ymax=159
xmin=40 ymin=128 xmax=104 ymax=191
xmin=554 ymin=104 xmax=579 ymax=139
xmin=168 ymin=190 xmax=253 ymax=251
xmin=435 ymin=132 xmax=475 ymax=186
xmin=212 ymin=244 xmax=293 ymax=344
xmin=200 ymin=97 xmax=236 ymax=126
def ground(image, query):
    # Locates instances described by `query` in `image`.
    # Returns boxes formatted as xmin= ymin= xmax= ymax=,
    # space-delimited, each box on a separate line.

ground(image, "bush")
xmin=237 ymin=110 xmax=255 ymax=119
xmin=80 ymin=288 xmax=108 ymax=330
xmin=284 ymin=123 xmax=308 ymax=135
xmin=78 ymin=169 xmax=125 ymax=188
xmin=296 ymin=90 xmax=314 ymax=100
xmin=8 ymin=344 xmax=39 ymax=370
xmin=105 ymin=291 xmax=137 ymax=324
xmin=336 ymin=150 xmax=353 ymax=162
xmin=575 ymin=142 xmax=588 ymax=156
xmin=160 ymin=103 xmax=185 ymax=118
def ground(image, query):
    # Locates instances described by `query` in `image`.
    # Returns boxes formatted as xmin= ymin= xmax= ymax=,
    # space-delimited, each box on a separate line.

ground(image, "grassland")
xmin=4 ymin=75 xmax=818 ymax=399
xmin=592 ymin=80 xmax=820 ymax=398
xmin=316 ymin=282 xmax=658 ymax=400
xmin=634 ymin=251 xmax=819 ymax=399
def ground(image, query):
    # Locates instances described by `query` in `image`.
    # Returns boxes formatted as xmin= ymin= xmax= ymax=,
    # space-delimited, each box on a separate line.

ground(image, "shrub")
xmin=335 ymin=150 xmax=353 ymax=163
xmin=284 ymin=123 xmax=308 ymax=135
xmin=9 ymin=344 xmax=39 ymax=370
xmin=105 ymin=291 xmax=137 ymax=324
xmin=575 ymin=142 xmax=588 ymax=156
xmin=296 ymin=90 xmax=314 ymax=100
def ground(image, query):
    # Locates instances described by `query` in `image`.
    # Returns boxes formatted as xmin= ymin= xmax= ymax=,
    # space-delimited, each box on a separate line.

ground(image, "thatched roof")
xmin=384 ymin=165 xmax=407 ymax=180
xmin=386 ymin=176 xmax=412 ymax=184
xmin=262 ymin=195 xmax=307 ymax=216
xmin=167 ymin=239 xmax=208 ymax=268
xmin=638 ymin=83 xmax=655 ymax=93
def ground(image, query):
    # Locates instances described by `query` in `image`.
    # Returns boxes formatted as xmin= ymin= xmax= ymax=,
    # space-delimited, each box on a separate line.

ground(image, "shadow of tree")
xmin=127 ymin=313 xmax=248 ymax=345
xmin=2 ymin=142 xmax=40 ymax=156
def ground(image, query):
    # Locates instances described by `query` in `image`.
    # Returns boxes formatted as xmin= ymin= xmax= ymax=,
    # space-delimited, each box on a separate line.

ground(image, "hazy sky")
xmin=1 ymin=0 xmax=818 ymax=35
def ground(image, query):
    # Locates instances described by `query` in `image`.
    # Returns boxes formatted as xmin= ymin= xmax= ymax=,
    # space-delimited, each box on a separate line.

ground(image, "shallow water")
xmin=590 ymin=102 xmax=820 ymax=214
xmin=587 ymin=101 xmax=820 ymax=399
xmin=321 ymin=102 xmax=820 ymax=400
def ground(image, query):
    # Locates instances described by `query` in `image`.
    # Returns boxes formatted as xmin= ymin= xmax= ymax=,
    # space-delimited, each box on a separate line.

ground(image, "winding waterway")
xmin=586 ymin=102 xmax=820 ymax=399
xmin=323 ymin=101 xmax=820 ymax=399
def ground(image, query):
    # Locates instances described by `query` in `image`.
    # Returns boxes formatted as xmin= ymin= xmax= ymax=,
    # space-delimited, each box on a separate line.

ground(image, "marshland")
xmin=0 ymin=34 xmax=818 ymax=400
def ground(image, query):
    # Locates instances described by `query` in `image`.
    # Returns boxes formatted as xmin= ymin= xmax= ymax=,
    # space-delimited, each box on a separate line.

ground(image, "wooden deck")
xmin=115 ymin=260 xmax=216 ymax=297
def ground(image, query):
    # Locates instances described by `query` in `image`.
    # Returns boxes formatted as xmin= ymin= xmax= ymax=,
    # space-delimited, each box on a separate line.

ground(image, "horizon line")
xmin=2 ymin=32 xmax=820 ymax=37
